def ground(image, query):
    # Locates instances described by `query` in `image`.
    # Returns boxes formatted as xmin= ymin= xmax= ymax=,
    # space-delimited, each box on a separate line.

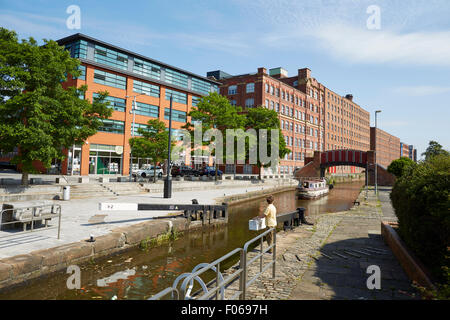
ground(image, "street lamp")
xmin=374 ymin=110 xmax=382 ymax=195
xmin=164 ymin=94 xmax=174 ymax=198
xmin=126 ymin=93 xmax=145 ymax=181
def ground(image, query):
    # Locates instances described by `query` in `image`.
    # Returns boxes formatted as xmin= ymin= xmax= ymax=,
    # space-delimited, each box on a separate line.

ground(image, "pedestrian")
xmin=259 ymin=195 xmax=277 ymax=253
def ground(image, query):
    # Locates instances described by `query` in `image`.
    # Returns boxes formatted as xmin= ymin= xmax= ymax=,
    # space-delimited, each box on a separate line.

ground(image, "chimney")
xmin=258 ymin=67 xmax=267 ymax=75
xmin=298 ymin=68 xmax=311 ymax=80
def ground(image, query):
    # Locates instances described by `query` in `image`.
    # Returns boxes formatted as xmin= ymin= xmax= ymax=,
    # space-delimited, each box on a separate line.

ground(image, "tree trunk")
xmin=215 ymin=163 xmax=218 ymax=181
xmin=21 ymin=171 xmax=29 ymax=186
xmin=153 ymin=163 xmax=157 ymax=183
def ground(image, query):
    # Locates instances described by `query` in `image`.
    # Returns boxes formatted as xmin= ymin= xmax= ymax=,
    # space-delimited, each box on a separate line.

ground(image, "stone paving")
xmin=223 ymin=187 xmax=420 ymax=300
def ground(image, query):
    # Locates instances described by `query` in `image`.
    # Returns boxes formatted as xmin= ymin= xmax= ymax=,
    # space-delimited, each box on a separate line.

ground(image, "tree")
xmin=183 ymin=92 xmax=246 ymax=179
xmin=129 ymin=119 xmax=173 ymax=183
xmin=422 ymin=141 xmax=449 ymax=161
xmin=387 ymin=157 xmax=416 ymax=178
xmin=0 ymin=28 xmax=111 ymax=185
xmin=245 ymin=107 xmax=290 ymax=179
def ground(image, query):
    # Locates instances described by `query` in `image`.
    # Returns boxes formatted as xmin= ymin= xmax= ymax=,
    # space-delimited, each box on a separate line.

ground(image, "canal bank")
xmin=0 ymin=181 xmax=366 ymax=299
xmin=0 ymin=179 xmax=296 ymax=292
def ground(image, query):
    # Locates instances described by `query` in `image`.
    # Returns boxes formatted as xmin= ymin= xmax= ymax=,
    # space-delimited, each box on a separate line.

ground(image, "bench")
xmin=1 ymin=201 xmax=62 ymax=234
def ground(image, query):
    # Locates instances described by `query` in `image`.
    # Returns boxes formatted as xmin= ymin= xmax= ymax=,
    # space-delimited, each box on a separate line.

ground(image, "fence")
xmin=0 ymin=203 xmax=62 ymax=239
xmin=149 ymin=228 xmax=276 ymax=300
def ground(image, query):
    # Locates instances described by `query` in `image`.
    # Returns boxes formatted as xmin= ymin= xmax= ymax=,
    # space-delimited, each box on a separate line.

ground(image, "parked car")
xmin=133 ymin=166 xmax=163 ymax=178
xmin=199 ymin=166 xmax=223 ymax=177
xmin=171 ymin=165 xmax=200 ymax=177
xmin=0 ymin=161 xmax=17 ymax=171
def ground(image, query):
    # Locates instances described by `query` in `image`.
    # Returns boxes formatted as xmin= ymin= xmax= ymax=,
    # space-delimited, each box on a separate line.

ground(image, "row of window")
xmin=98 ymin=107 xmax=187 ymax=135
xmin=65 ymin=39 xmax=218 ymax=95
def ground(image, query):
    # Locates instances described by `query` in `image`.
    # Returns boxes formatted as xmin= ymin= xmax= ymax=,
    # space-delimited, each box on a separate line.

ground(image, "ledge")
xmin=381 ymin=221 xmax=436 ymax=291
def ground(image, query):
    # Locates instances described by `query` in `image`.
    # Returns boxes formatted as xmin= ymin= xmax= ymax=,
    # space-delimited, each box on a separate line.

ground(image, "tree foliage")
xmin=387 ymin=156 xmax=416 ymax=178
xmin=183 ymin=92 xmax=246 ymax=177
xmin=245 ymin=107 xmax=290 ymax=178
xmin=390 ymin=153 xmax=450 ymax=286
xmin=129 ymin=119 xmax=173 ymax=182
xmin=422 ymin=140 xmax=449 ymax=161
xmin=0 ymin=28 xmax=111 ymax=184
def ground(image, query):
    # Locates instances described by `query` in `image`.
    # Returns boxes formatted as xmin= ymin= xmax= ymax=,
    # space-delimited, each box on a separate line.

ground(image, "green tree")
xmin=183 ymin=92 xmax=246 ymax=179
xmin=129 ymin=119 xmax=173 ymax=183
xmin=245 ymin=107 xmax=290 ymax=179
xmin=0 ymin=28 xmax=111 ymax=185
xmin=422 ymin=141 xmax=449 ymax=161
xmin=387 ymin=157 xmax=416 ymax=178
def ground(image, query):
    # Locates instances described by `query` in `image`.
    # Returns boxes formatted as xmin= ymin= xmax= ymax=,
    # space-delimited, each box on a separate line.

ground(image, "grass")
xmin=139 ymin=229 xmax=181 ymax=251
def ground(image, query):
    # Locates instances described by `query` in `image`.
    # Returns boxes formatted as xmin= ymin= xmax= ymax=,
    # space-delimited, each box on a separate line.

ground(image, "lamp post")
xmin=164 ymin=95 xmax=173 ymax=198
xmin=374 ymin=110 xmax=382 ymax=195
xmin=126 ymin=93 xmax=145 ymax=181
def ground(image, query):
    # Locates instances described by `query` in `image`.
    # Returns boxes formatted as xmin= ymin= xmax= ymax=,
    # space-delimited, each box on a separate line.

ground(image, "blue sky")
xmin=1 ymin=0 xmax=449 ymax=157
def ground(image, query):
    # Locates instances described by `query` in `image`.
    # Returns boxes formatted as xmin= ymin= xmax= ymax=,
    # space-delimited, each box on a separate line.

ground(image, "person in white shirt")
xmin=259 ymin=195 xmax=277 ymax=253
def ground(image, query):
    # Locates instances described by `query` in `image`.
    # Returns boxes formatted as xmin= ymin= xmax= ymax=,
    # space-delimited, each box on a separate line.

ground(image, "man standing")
xmin=259 ymin=195 xmax=277 ymax=253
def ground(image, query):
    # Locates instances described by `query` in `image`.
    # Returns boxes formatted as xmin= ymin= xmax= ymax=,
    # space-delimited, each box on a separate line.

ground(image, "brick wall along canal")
xmin=0 ymin=181 xmax=364 ymax=300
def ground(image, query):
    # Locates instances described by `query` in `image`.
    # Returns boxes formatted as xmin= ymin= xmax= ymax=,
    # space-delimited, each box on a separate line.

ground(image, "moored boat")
xmin=296 ymin=179 xmax=329 ymax=199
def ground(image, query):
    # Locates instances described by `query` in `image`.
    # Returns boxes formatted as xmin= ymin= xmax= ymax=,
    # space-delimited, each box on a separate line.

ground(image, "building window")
xmin=246 ymin=83 xmax=255 ymax=93
xmin=73 ymin=65 xmax=86 ymax=80
xmin=265 ymin=99 xmax=269 ymax=108
xmin=132 ymin=123 xmax=154 ymax=136
xmin=94 ymin=45 xmax=128 ymax=70
xmin=192 ymin=77 xmax=212 ymax=95
xmin=165 ymin=68 xmax=189 ymax=88
xmin=230 ymin=100 xmax=237 ymax=106
xmin=192 ymin=96 xmax=201 ymax=107
xmin=98 ymin=119 xmax=125 ymax=134
xmin=228 ymin=85 xmax=237 ymax=95
xmin=65 ymin=40 xmax=88 ymax=59
xmin=93 ymin=69 xmax=126 ymax=90
xmin=134 ymin=101 xmax=159 ymax=118
xmin=265 ymin=83 xmax=269 ymax=93
xmin=133 ymin=80 xmax=160 ymax=98
xmin=166 ymin=89 xmax=187 ymax=104
xmin=165 ymin=108 xmax=187 ymax=122
xmin=94 ymin=93 xmax=126 ymax=112
xmin=133 ymin=58 xmax=161 ymax=80
xmin=245 ymin=98 xmax=255 ymax=108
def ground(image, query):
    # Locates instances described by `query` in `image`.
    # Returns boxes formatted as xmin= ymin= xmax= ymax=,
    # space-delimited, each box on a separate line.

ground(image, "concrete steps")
xmin=102 ymin=183 xmax=148 ymax=196
xmin=69 ymin=184 xmax=115 ymax=199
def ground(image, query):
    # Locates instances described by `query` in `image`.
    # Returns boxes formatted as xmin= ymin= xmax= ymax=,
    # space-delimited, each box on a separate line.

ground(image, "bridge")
xmin=293 ymin=150 xmax=395 ymax=186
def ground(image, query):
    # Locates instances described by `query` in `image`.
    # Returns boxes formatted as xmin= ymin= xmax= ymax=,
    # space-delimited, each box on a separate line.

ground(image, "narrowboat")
xmin=296 ymin=179 xmax=330 ymax=199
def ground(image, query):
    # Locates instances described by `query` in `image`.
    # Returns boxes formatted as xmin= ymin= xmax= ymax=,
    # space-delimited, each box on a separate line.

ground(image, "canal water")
xmin=0 ymin=181 xmax=364 ymax=300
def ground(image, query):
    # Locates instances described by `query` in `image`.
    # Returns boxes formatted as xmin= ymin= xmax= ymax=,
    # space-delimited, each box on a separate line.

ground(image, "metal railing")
xmin=149 ymin=228 xmax=276 ymax=300
xmin=241 ymin=228 xmax=276 ymax=300
xmin=0 ymin=203 xmax=62 ymax=239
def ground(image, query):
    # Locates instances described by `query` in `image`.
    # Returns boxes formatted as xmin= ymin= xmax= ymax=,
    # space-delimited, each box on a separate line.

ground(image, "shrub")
xmin=390 ymin=154 xmax=450 ymax=283
xmin=387 ymin=157 xmax=416 ymax=178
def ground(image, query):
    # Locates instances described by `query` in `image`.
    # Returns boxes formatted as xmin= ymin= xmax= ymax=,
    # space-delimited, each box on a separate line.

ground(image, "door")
xmin=89 ymin=156 xmax=97 ymax=174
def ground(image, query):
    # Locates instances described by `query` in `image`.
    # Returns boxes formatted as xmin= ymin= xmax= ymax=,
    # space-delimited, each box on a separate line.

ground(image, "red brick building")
xmin=370 ymin=127 xmax=401 ymax=168
xmin=208 ymin=67 xmax=371 ymax=175
xmin=208 ymin=67 xmax=322 ymax=175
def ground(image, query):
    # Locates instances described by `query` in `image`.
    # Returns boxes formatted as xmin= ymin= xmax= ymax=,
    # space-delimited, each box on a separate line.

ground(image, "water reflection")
xmin=0 ymin=181 xmax=363 ymax=300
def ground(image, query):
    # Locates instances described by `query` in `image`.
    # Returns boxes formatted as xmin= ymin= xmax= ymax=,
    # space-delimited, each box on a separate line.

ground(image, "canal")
xmin=0 ymin=181 xmax=364 ymax=300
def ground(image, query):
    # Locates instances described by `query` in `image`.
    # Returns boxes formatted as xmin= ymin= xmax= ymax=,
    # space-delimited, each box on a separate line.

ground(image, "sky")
xmin=1 ymin=0 xmax=449 ymax=157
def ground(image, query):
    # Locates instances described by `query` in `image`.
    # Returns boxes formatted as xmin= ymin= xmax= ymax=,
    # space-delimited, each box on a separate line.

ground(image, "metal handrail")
xmin=149 ymin=229 xmax=278 ymax=301
xmin=0 ymin=203 xmax=62 ymax=239
xmin=179 ymin=248 xmax=244 ymax=300
xmin=148 ymin=287 xmax=179 ymax=300
xmin=241 ymin=228 xmax=276 ymax=300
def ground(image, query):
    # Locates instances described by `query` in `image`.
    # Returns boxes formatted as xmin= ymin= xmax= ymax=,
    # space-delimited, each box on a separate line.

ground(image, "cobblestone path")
xmin=223 ymin=188 xmax=420 ymax=300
